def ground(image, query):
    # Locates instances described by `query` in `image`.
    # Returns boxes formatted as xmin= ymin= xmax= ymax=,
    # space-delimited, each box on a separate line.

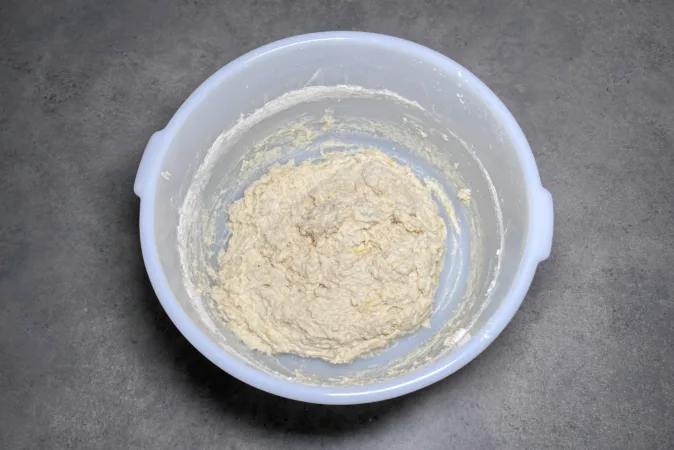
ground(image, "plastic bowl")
xmin=134 ymin=32 xmax=553 ymax=404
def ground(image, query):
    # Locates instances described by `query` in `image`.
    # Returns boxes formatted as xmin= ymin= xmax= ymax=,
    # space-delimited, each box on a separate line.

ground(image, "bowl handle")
xmin=134 ymin=130 xmax=166 ymax=198
xmin=533 ymin=188 xmax=554 ymax=262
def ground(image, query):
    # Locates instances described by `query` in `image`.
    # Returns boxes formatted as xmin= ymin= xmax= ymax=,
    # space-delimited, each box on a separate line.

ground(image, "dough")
xmin=457 ymin=188 xmax=471 ymax=203
xmin=213 ymin=150 xmax=447 ymax=363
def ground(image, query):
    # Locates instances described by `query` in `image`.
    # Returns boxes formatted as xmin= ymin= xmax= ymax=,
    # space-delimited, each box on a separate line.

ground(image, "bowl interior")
xmin=151 ymin=35 xmax=529 ymax=387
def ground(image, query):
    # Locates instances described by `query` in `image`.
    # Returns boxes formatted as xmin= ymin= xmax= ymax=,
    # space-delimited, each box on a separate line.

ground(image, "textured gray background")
xmin=1 ymin=0 xmax=673 ymax=448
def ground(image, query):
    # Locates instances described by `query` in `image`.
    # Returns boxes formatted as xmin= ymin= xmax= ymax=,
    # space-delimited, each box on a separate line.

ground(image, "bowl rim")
xmin=135 ymin=31 xmax=553 ymax=405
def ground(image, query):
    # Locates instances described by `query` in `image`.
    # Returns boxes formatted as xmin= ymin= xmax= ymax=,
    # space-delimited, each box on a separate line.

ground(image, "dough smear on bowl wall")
xmin=213 ymin=149 xmax=447 ymax=364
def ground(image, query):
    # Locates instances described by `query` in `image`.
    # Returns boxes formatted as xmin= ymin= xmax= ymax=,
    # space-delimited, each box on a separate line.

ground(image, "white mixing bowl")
xmin=134 ymin=32 xmax=553 ymax=404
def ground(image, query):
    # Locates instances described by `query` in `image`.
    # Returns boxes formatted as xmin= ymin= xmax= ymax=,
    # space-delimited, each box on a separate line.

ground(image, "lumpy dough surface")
xmin=213 ymin=150 xmax=447 ymax=363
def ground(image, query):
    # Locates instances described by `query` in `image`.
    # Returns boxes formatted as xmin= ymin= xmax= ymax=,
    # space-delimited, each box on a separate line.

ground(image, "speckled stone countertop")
xmin=1 ymin=0 xmax=672 ymax=448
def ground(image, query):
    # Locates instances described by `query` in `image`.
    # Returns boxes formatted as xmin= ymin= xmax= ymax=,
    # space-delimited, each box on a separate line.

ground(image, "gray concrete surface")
xmin=1 ymin=0 xmax=673 ymax=448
